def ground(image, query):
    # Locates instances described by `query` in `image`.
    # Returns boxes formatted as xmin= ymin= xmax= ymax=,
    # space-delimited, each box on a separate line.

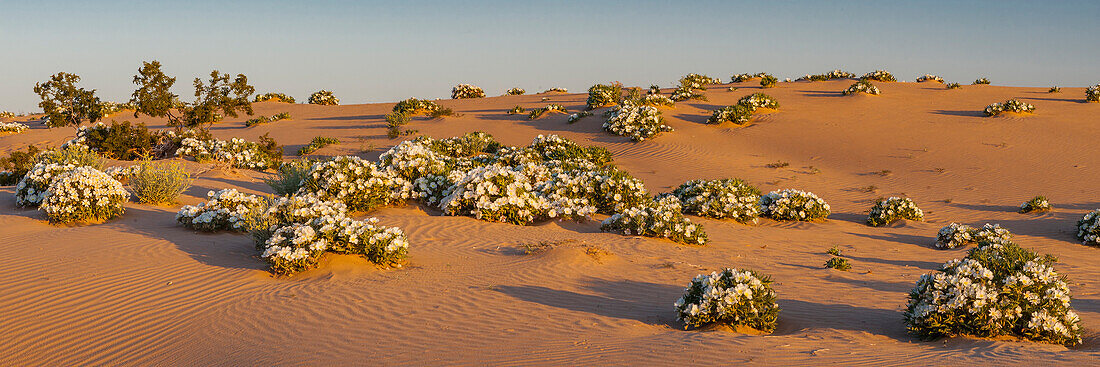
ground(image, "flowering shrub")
xmin=308 ymin=90 xmax=339 ymax=105
xmin=860 ymin=70 xmax=896 ymax=82
xmin=866 ymin=197 xmax=924 ymax=226
xmin=567 ymin=111 xmax=593 ymax=123
xmin=245 ymin=112 xmax=291 ymax=127
xmin=680 ymin=73 xmax=721 ymax=88
xmin=393 ymin=98 xmax=442 ymax=116
xmin=844 ymin=80 xmax=881 ymax=95
xmin=706 ymin=105 xmax=753 ymax=125
xmin=797 ymin=70 xmax=854 ymax=81
xmin=1086 ymin=84 xmax=1100 ymax=102
xmin=1019 ymin=196 xmax=1051 ymax=213
xmin=297 ymin=136 xmax=339 ymax=156
xmin=586 ymin=83 xmax=623 ymax=110
xmin=904 ymin=241 xmax=1082 ymax=346
xmin=670 ymin=86 xmax=706 ymax=102
xmin=451 ymin=84 xmax=485 ymax=99
xmin=300 ymin=156 xmax=412 ymax=211
xmin=528 ymin=104 xmax=568 ymax=120
xmin=1076 ymin=210 xmax=1100 ymax=246
xmin=601 ymin=196 xmax=707 ymax=245
xmin=254 ymin=92 xmax=295 ymax=103
xmin=759 ymin=74 xmax=778 ymax=88
xmin=543 ymin=88 xmax=568 ymax=93
xmin=984 ymin=99 xmax=1035 ymax=116
xmin=946 ymin=83 xmax=962 ymax=89
xmin=261 ymin=215 xmax=408 ymax=275
xmin=935 ymin=223 xmax=1012 ymax=249
xmin=15 ymin=163 xmax=77 ymax=207
xmin=0 ymin=111 xmax=15 ymax=118
xmin=603 ymin=105 xmax=673 ymax=142
xmin=973 ymin=77 xmax=991 ymax=85
xmin=737 ymin=93 xmax=780 ymax=111
xmin=177 ymin=134 xmax=282 ymax=169
xmin=1047 ymin=86 xmax=1060 ymax=93
xmin=629 ymin=94 xmax=675 ymax=108
xmin=507 ymin=106 xmax=526 ymax=115
xmin=673 ymin=179 xmax=760 ymax=222
xmin=760 ymin=189 xmax=830 ymax=221
xmin=674 ymin=268 xmax=779 ymax=331
xmin=505 ymin=87 xmax=525 ymax=95
xmin=38 ymin=167 xmax=128 ymax=223
xmin=916 ymin=74 xmax=944 ymax=83
xmin=176 ymin=189 xmax=268 ymax=232
xmin=440 ymin=164 xmax=555 ymax=225
xmin=0 ymin=121 xmax=28 ymax=134
xmin=62 ymin=121 xmax=162 ymax=160
xmin=825 ymin=257 xmax=852 ymax=271
xmin=731 ymin=73 xmax=768 ymax=83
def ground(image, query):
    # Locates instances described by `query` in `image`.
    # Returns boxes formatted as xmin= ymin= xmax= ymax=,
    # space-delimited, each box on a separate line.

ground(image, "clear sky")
xmin=1 ymin=0 xmax=1098 ymax=113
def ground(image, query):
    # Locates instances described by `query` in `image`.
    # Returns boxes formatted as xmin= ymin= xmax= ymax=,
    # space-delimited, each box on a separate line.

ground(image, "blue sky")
xmin=1 ymin=0 xmax=1097 ymax=112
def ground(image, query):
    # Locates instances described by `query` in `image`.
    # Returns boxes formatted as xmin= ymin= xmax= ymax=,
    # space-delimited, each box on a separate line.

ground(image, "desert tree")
xmin=34 ymin=72 xmax=105 ymax=129
xmin=130 ymin=61 xmax=256 ymax=129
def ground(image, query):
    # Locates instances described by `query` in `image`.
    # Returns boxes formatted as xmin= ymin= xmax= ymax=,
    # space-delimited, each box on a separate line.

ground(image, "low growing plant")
xmin=844 ymin=80 xmax=881 ymax=95
xmin=984 ymin=99 xmax=1035 ymax=116
xmin=1019 ymin=196 xmax=1051 ymax=213
xmin=760 ymin=189 xmax=830 ymax=221
xmin=866 ymin=197 xmax=924 ymax=226
xmin=1076 ymin=209 xmax=1100 ymax=246
xmin=674 ymin=268 xmax=779 ymax=331
xmin=860 ymin=70 xmax=896 ymax=82
xmin=672 ymin=178 xmax=761 ymax=222
xmin=603 ymin=104 xmax=673 ymax=142
xmin=505 ymin=87 xmax=526 ymax=95
xmin=40 ymin=167 xmax=128 ymax=223
xmin=308 ymin=90 xmax=339 ymax=105
xmin=759 ymin=74 xmax=778 ymax=88
xmin=601 ymin=196 xmax=708 ymax=245
xmin=825 ymin=257 xmax=851 ymax=271
xmin=528 ymin=104 xmax=568 ymax=120
xmin=451 ymin=84 xmax=485 ymax=99
xmin=127 ymin=160 xmax=192 ymax=204
xmin=973 ymin=77 xmax=991 ymax=85
xmin=254 ymin=92 xmax=295 ymax=103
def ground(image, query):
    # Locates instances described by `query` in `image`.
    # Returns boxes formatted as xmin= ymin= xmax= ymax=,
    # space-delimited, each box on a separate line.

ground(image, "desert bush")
xmin=946 ymin=83 xmax=962 ymax=89
xmin=297 ymin=136 xmax=339 ymax=156
xmin=1086 ymin=84 xmax=1100 ymax=102
xmin=176 ymin=189 xmax=269 ymax=232
xmin=130 ymin=62 xmax=255 ymax=129
xmin=674 ymin=268 xmax=779 ymax=331
xmin=680 ymin=73 xmax=721 ymax=88
xmin=761 ymin=189 xmax=830 ymax=221
xmin=34 ymin=72 xmax=105 ymax=129
xmin=261 ymin=215 xmax=408 ymax=275
xmin=825 ymin=257 xmax=851 ymax=271
xmin=866 ymin=197 xmax=924 ymax=226
xmin=797 ymin=69 xmax=854 ymax=81
xmin=860 ymin=70 xmax=896 ymax=82
xmin=737 ymin=93 xmax=780 ymax=111
xmin=706 ymin=105 xmax=753 ymax=125
xmin=567 ymin=111 xmax=593 ymax=123
xmin=451 ymin=84 xmax=485 ymax=99
xmin=973 ymin=77 xmax=991 ymax=85
xmin=916 ymin=74 xmax=945 ymax=83
xmin=505 ymin=87 xmax=526 ymax=95
xmin=506 ymin=106 xmax=527 ymax=115
xmin=35 ymin=144 xmax=107 ymax=170
xmin=0 ymin=111 xmax=16 ymax=118
xmin=15 ymin=163 xmax=77 ymax=207
xmin=844 ymin=80 xmax=881 ymax=95
xmin=104 ymin=165 xmax=140 ymax=182
xmin=670 ymin=86 xmax=706 ymax=102
xmin=984 ymin=99 xmax=1035 ymax=116
xmin=603 ymin=105 xmax=673 ymax=142
xmin=1019 ymin=196 xmax=1051 ymax=213
xmin=127 ymin=160 xmax=192 ymax=204
xmin=308 ymin=90 xmax=339 ymax=105
xmin=543 ymin=87 xmax=568 ymax=93
xmin=39 ymin=167 xmax=127 ymax=223
xmin=1047 ymin=86 xmax=1061 ymax=93
xmin=245 ymin=112 xmax=291 ymax=127
xmin=1076 ymin=210 xmax=1100 ymax=246
xmin=905 ymin=241 xmax=1081 ymax=346
xmin=528 ymin=104 xmax=568 ymax=120
xmin=628 ymin=94 xmax=675 ymax=108
xmin=300 ymin=156 xmax=411 ymax=211
xmin=935 ymin=223 xmax=1012 ymax=249
xmin=63 ymin=121 xmax=161 ymax=160
xmin=730 ymin=72 xmax=768 ymax=83
xmin=586 ymin=83 xmax=624 ymax=110
xmin=176 ymin=133 xmax=282 ymax=169
xmin=393 ymin=98 xmax=442 ymax=116
xmin=0 ymin=146 xmax=43 ymax=185
xmin=759 ymin=74 xmax=778 ymax=88
xmin=264 ymin=160 xmax=315 ymax=196
xmin=254 ymin=92 xmax=295 ymax=103
xmin=601 ymin=196 xmax=707 ymax=245
xmin=673 ymin=178 xmax=760 ymax=222
xmin=440 ymin=164 xmax=556 ymax=225
xmin=0 ymin=121 xmax=28 ymax=134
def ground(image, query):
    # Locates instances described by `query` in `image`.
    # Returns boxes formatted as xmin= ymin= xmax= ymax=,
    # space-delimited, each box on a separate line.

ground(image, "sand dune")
xmin=1 ymin=80 xmax=1099 ymax=365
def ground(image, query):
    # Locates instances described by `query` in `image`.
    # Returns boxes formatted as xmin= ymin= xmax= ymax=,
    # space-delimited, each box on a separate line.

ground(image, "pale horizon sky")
xmin=1 ymin=0 xmax=1098 ymax=113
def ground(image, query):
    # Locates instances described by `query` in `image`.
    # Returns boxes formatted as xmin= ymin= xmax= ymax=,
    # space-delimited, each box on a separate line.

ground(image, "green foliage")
xmin=130 ymin=61 xmax=255 ymax=129
xmin=586 ymin=82 xmax=624 ymax=110
xmin=824 ymin=257 xmax=851 ymax=271
xmin=946 ymin=83 xmax=962 ymax=89
xmin=674 ymin=268 xmax=779 ymax=331
xmin=826 ymin=245 xmax=842 ymax=256
xmin=1019 ymin=196 xmax=1051 ymax=213
xmin=34 ymin=72 xmax=105 ymax=129
xmin=254 ymin=92 xmax=296 ymax=103
xmin=393 ymin=98 xmax=441 ymax=116
xmin=507 ymin=105 xmax=526 ymax=115
xmin=1047 ymin=86 xmax=1061 ymax=93
xmin=36 ymin=144 xmax=106 ymax=170
xmin=860 ymin=70 xmax=896 ymax=82
xmin=706 ymin=105 xmax=753 ymax=125
xmin=528 ymin=104 xmax=567 ymax=120
xmin=973 ymin=77 xmax=991 ymax=85
xmin=297 ymin=137 xmax=339 ymax=156
xmin=127 ymin=159 xmax=192 ymax=204
xmin=264 ymin=159 xmax=315 ymax=196
xmin=385 ymin=112 xmax=410 ymax=138
xmin=0 ymin=145 xmax=42 ymax=185
xmin=308 ymin=90 xmax=339 ymax=105
xmin=505 ymin=87 xmax=526 ymax=95
xmin=737 ymin=93 xmax=780 ymax=110
xmin=759 ymin=74 xmax=778 ymax=88
xmin=245 ymin=112 xmax=292 ymax=127
xmin=798 ymin=70 xmax=855 ymax=81
xmin=73 ymin=121 xmax=161 ymax=160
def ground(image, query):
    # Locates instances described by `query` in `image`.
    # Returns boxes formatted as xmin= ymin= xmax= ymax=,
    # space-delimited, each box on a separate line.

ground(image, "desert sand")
xmin=1 ymin=80 xmax=1099 ymax=365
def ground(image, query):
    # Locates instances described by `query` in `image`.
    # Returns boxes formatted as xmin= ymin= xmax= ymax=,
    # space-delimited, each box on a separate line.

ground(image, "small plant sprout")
xmin=1019 ymin=196 xmax=1051 ymax=213
xmin=826 ymin=245 xmax=842 ymax=256
xmin=824 ymin=257 xmax=851 ymax=271
xmin=507 ymin=105 xmax=526 ymax=115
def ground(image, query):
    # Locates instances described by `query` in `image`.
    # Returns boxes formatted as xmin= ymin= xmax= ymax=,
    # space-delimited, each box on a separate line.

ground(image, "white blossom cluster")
xmin=1085 ymin=84 xmax=1099 ymax=102
xmin=860 ymin=70 xmax=896 ymax=82
xmin=796 ymin=69 xmax=854 ymax=81
xmin=866 ymin=197 xmax=923 ymax=226
xmin=760 ymin=189 xmax=830 ymax=221
xmin=984 ymin=99 xmax=1035 ymax=116
xmin=527 ymin=104 xmax=568 ymax=120
xmin=0 ymin=121 xmax=28 ymax=134
xmin=15 ymin=163 xmax=77 ymax=207
xmin=934 ymin=223 xmax=1012 ymax=249
xmin=916 ymin=74 xmax=945 ymax=83
xmin=543 ymin=87 xmax=568 ymax=93
xmin=308 ymin=90 xmax=339 ymax=105
xmin=1019 ymin=196 xmax=1051 ymax=213
xmin=669 ymin=87 xmax=705 ymax=102
xmin=300 ymin=156 xmax=413 ymax=212
xmin=844 ymin=80 xmax=881 ymax=95
xmin=176 ymin=189 xmax=268 ymax=232
xmin=566 ymin=111 xmax=593 ymax=123
xmin=680 ymin=73 xmax=721 ymax=89
xmin=674 ymin=268 xmax=779 ymax=331
xmin=633 ymin=94 xmax=675 ymax=108
xmin=440 ymin=163 xmax=557 ymax=225
xmin=451 ymin=84 xmax=486 ymax=99
xmin=737 ymin=93 xmax=780 ymax=111
xmin=601 ymin=196 xmax=707 ymax=245
xmin=905 ymin=241 xmax=1082 ymax=346
xmin=730 ymin=72 xmax=769 ymax=83
xmin=176 ymin=136 xmax=278 ymax=169
xmin=672 ymin=179 xmax=761 ymax=222
xmin=1076 ymin=209 xmax=1100 ymax=246
xmin=603 ymin=104 xmax=673 ymax=142
xmin=254 ymin=92 xmax=295 ymax=103
xmin=0 ymin=111 xmax=16 ymax=118
xmin=262 ymin=215 xmax=409 ymax=275
xmin=706 ymin=105 xmax=753 ymax=125
xmin=104 ymin=165 xmax=141 ymax=182
xmin=39 ymin=166 xmax=128 ymax=223
xmin=505 ymin=87 xmax=526 ymax=95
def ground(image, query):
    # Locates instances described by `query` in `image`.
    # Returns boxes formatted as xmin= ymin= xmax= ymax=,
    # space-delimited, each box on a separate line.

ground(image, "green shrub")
xmin=385 ymin=112 xmax=411 ymax=138
xmin=984 ymin=99 xmax=1035 ymax=116
xmin=706 ymin=105 xmax=753 ymax=125
xmin=866 ymin=197 xmax=923 ymax=226
xmin=673 ymin=178 xmax=760 ymax=222
xmin=308 ymin=90 xmax=339 ymax=105
xmin=1047 ymin=86 xmax=1061 ymax=93
xmin=824 ymin=257 xmax=851 ymax=271
xmin=946 ymin=83 xmax=962 ymax=89
xmin=507 ymin=106 xmax=526 ymax=115
xmin=245 ymin=112 xmax=291 ymax=127
xmin=528 ymin=104 xmax=567 ymax=120
xmin=264 ymin=159 xmax=315 ymax=196
xmin=797 ymin=69 xmax=854 ymax=81
xmin=254 ymin=93 xmax=295 ymax=103
xmin=40 ymin=167 xmax=128 ymax=223
xmin=36 ymin=144 xmax=106 ymax=170
xmin=844 ymin=80 xmax=881 ymax=95
xmin=973 ymin=77 xmax=991 ymax=85
xmin=297 ymin=136 xmax=339 ymax=156
xmin=737 ymin=93 xmax=780 ymax=111
xmin=505 ymin=87 xmax=525 ymax=95
xmin=730 ymin=72 xmax=768 ymax=82
xmin=674 ymin=268 xmax=779 ymax=331
xmin=1019 ymin=196 xmax=1051 ymax=213
xmin=34 ymin=72 xmax=105 ymax=129
xmin=65 ymin=121 xmax=161 ymax=160
xmin=1086 ymin=84 xmax=1099 ymax=102
xmin=759 ymin=74 xmax=778 ymax=88
xmin=451 ymin=84 xmax=485 ymax=99
xmin=586 ymin=83 xmax=623 ymax=110
xmin=860 ymin=70 xmax=896 ymax=82
xmin=0 ymin=146 xmax=43 ymax=185
xmin=128 ymin=160 xmax=192 ymax=204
